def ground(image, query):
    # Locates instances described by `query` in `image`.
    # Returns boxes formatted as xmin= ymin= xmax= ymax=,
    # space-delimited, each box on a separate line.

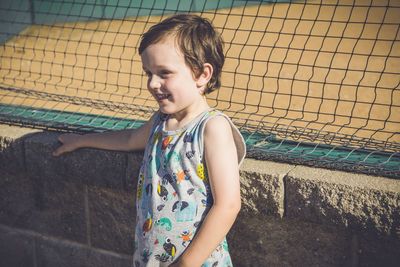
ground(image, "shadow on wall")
xmin=0 ymin=128 xmax=139 ymax=266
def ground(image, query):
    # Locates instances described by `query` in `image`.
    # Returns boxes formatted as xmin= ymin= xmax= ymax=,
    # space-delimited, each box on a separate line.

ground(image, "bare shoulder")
xmin=204 ymin=115 xmax=233 ymax=139
xmin=203 ymin=115 xmax=236 ymax=156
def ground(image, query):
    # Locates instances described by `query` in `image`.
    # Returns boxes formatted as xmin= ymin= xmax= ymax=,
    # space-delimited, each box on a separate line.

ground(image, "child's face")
xmin=141 ymin=37 xmax=207 ymax=118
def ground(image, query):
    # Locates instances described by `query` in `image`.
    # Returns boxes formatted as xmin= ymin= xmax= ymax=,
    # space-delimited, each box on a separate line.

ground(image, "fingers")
xmin=52 ymin=145 xmax=66 ymax=157
xmin=53 ymin=138 xmax=67 ymax=156
xmin=52 ymin=133 xmax=78 ymax=157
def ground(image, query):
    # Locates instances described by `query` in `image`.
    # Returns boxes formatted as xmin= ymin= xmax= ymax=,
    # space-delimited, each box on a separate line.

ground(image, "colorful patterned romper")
xmin=133 ymin=109 xmax=246 ymax=267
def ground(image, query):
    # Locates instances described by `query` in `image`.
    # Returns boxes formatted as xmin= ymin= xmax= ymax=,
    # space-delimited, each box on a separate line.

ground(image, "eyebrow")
xmin=142 ymin=64 xmax=174 ymax=72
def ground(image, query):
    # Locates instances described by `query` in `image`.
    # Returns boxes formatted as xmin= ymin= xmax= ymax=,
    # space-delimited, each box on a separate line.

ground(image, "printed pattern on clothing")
xmin=133 ymin=109 xmax=245 ymax=267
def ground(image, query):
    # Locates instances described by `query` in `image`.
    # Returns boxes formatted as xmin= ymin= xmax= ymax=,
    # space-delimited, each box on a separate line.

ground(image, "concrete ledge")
xmin=240 ymin=159 xmax=294 ymax=217
xmin=286 ymin=166 xmax=400 ymax=237
xmin=0 ymin=125 xmax=41 ymax=175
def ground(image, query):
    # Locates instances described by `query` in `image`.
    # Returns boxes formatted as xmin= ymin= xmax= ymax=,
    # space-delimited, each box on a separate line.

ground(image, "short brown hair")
xmin=138 ymin=14 xmax=225 ymax=94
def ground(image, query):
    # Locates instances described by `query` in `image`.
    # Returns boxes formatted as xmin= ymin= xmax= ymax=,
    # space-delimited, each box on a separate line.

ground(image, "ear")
xmin=196 ymin=63 xmax=213 ymax=93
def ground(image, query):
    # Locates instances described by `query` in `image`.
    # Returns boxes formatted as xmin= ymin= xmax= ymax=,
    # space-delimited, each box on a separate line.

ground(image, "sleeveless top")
xmin=133 ymin=109 xmax=246 ymax=267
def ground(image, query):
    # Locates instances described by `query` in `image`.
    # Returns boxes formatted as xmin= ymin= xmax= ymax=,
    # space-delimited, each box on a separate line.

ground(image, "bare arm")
xmin=53 ymin=114 xmax=156 ymax=156
xmin=173 ymin=116 xmax=241 ymax=267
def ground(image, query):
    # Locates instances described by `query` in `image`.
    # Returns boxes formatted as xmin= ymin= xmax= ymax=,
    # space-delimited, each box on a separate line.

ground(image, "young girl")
xmin=53 ymin=14 xmax=246 ymax=267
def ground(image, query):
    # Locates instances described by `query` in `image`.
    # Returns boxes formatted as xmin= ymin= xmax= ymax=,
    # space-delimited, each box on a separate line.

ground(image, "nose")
xmin=148 ymin=74 xmax=161 ymax=90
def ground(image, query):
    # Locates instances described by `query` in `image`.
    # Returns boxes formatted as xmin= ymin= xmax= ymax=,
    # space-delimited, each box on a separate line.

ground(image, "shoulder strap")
xmin=199 ymin=110 xmax=246 ymax=166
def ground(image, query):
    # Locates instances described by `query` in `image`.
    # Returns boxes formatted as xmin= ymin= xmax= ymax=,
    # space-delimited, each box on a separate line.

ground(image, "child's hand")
xmin=53 ymin=133 xmax=83 ymax=156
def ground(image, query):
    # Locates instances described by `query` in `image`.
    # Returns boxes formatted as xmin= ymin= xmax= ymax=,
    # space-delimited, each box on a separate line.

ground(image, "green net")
xmin=0 ymin=0 xmax=399 ymax=178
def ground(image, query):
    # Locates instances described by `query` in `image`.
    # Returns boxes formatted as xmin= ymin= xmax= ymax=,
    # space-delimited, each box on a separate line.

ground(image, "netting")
xmin=0 ymin=0 xmax=399 ymax=178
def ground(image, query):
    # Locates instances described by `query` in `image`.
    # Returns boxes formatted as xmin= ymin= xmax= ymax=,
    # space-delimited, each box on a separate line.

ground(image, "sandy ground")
xmin=0 ymin=0 xmax=399 ymax=147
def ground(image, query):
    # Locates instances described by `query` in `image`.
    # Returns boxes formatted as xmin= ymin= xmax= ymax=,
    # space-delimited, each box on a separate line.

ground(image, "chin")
xmin=158 ymin=105 xmax=176 ymax=115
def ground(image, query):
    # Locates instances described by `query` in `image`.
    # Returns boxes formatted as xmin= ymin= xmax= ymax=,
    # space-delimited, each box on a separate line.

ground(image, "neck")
xmin=167 ymin=97 xmax=210 ymax=130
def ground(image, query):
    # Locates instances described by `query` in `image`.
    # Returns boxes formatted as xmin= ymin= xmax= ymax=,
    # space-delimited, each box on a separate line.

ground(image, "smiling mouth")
xmin=155 ymin=94 xmax=171 ymax=101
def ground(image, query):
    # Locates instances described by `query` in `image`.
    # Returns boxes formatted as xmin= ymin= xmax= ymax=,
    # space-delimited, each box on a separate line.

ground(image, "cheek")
xmin=163 ymin=79 xmax=181 ymax=94
xmin=163 ymin=76 xmax=198 ymax=98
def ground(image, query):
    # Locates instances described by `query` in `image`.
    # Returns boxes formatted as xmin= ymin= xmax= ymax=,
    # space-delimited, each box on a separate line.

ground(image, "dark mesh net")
xmin=0 ymin=0 xmax=399 ymax=177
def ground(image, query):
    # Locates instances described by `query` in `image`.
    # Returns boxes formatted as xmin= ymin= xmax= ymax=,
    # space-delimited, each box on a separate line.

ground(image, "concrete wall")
xmin=0 ymin=124 xmax=399 ymax=267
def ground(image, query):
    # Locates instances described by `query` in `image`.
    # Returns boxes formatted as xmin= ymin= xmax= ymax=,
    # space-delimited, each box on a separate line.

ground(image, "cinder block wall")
xmin=1 ymin=124 xmax=399 ymax=267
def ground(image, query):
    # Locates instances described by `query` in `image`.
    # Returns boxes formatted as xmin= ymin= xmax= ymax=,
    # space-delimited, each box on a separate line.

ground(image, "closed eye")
xmin=143 ymin=68 xmax=173 ymax=79
xmin=159 ymin=70 xmax=172 ymax=78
